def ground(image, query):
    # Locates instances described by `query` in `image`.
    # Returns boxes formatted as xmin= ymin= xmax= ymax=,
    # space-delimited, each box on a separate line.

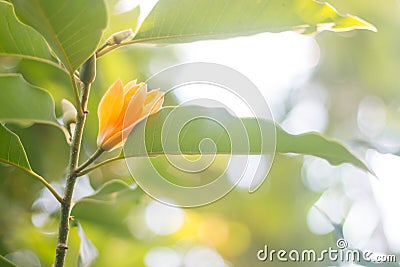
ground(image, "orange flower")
xmin=97 ymin=79 xmax=164 ymax=151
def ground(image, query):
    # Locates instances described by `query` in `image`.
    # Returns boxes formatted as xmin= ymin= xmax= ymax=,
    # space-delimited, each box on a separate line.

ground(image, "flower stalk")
xmin=75 ymin=147 xmax=104 ymax=175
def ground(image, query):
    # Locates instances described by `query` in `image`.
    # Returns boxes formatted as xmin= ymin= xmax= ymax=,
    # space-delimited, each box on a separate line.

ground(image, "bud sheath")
xmin=80 ymin=54 xmax=96 ymax=84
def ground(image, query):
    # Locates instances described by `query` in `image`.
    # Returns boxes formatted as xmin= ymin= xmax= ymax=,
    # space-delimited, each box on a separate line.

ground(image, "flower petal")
xmin=97 ymin=79 xmax=124 ymax=146
xmin=123 ymin=85 xmax=147 ymax=128
xmin=100 ymin=130 xmax=123 ymax=151
xmin=142 ymin=90 xmax=164 ymax=116
xmin=123 ymin=82 xmax=146 ymax=106
xmin=123 ymin=79 xmax=137 ymax=93
xmin=102 ymin=85 xmax=147 ymax=151
xmin=96 ymin=79 xmax=164 ymax=151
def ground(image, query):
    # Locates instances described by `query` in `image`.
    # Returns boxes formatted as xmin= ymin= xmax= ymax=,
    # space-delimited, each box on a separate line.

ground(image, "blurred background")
xmin=1 ymin=0 xmax=400 ymax=266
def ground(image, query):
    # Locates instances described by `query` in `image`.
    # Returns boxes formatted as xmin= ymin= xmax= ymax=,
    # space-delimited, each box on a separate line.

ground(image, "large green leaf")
xmin=0 ymin=74 xmax=58 ymax=125
xmin=132 ymin=0 xmax=376 ymax=44
xmin=10 ymin=0 xmax=107 ymax=71
xmin=0 ymin=115 xmax=63 ymax=202
xmin=0 ymin=1 xmax=56 ymax=67
xmin=71 ymin=180 xmax=143 ymax=236
xmin=0 ymin=123 xmax=30 ymax=171
xmin=276 ymin=125 xmax=368 ymax=171
xmin=126 ymin=106 xmax=370 ymax=172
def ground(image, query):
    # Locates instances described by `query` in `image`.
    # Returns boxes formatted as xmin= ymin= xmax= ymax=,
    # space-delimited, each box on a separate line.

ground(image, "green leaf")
xmin=71 ymin=180 xmax=143 ymax=236
xmin=0 ymin=1 xmax=56 ymax=67
xmin=132 ymin=0 xmax=376 ymax=44
xmin=126 ymin=106 xmax=371 ymax=173
xmin=10 ymin=0 xmax=107 ymax=71
xmin=0 ymin=74 xmax=58 ymax=125
xmin=0 ymin=119 xmax=63 ymax=203
xmin=76 ymin=179 xmax=140 ymax=202
xmin=275 ymin=125 xmax=370 ymax=172
xmin=0 ymin=123 xmax=30 ymax=171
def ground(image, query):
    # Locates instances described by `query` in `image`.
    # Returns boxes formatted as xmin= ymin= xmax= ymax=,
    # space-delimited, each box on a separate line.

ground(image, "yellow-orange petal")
xmin=150 ymin=93 xmax=164 ymax=115
xmin=123 ymin=85 xmax=147 ymax=128
xmin=97 ymin=79 xmax=124 ymax=146
xmin=100 ymin=130 xmax=123 ymax=151
xmin=123 ymin=79 xmax=137 ymax=93
xmin=123 ymin=82 xmax=146 ymax=111
xmin=142 ymin=90 xmax=164 ymax=116
xmin=101 ymin=88 xmax=148 ymax=151
xmin=97 ymin=79 xmax=164 ymax=151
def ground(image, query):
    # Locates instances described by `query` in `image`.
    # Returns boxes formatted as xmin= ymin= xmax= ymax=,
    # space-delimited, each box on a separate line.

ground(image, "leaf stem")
xmin=1 ymin=160 xmax=63 ymax=203
xmin=75 ymin=148 xmax=104 ymax=174
xmin=28 ymin=170 xmax=63 ymax=203
xmin=0 ymin=254 xmax=17 ymax=267
xmin=54 ymin=123 xmax=72 ymax=144
xmin=95 ymin=34 xmax=212 ymax=58
xmin=77 ymin=154 xmax=124 ymax=176
xmin=54 ymin=79 xmax=91 ymax=267
xmin=96 ymin=44 xmax=120 ymax=57
xmin=96 ymin=42 xmax=109 ymax=54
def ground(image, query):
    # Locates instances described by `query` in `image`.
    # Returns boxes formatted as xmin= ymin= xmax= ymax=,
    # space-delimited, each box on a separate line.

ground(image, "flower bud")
xmin=80 ymin=54 xmax=96 ymax=84
xmin=106 ymin=29 xmax=134 ymax=45
xmin=61 ymin=99 xmax=77 ymax=127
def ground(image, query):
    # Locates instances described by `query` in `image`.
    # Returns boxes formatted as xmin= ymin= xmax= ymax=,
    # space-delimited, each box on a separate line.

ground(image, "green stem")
xmin=0 ymin=254 xmax=17 ymax=267
xmin=76 ymin=152 xmax=163 ymax=177
xmin=76 ymin=152 xmax=165 ymax=177
xmin=28 ymin=170 xmax=63 ymax=203
xmin=53 ymin=123 xmax=72 ymax=144
xmin=2 ymin=161 xmax=63 ymax=203
xmin=96 ymin=36 xmax=183 ymax=58
xmin=54 ymin=81 xmax=91 ymax=267
xmin=96 ymin=42 xmax=109 ymax=54
xmin=77 ymin=155 xmax=124 ymax=177
xmin=96 ymin=44 xmax=119 ymax=57
xmin=75 ymin=148 xmax=104 ymax=175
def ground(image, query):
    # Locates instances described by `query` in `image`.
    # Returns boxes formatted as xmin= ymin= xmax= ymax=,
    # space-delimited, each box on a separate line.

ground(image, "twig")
xmin=54 ymin=79 xmax=91 ymax=267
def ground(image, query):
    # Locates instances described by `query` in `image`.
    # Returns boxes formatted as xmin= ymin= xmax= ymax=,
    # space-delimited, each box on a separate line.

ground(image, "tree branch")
xmin=54 ymin=80 xmax=91 ymax=267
